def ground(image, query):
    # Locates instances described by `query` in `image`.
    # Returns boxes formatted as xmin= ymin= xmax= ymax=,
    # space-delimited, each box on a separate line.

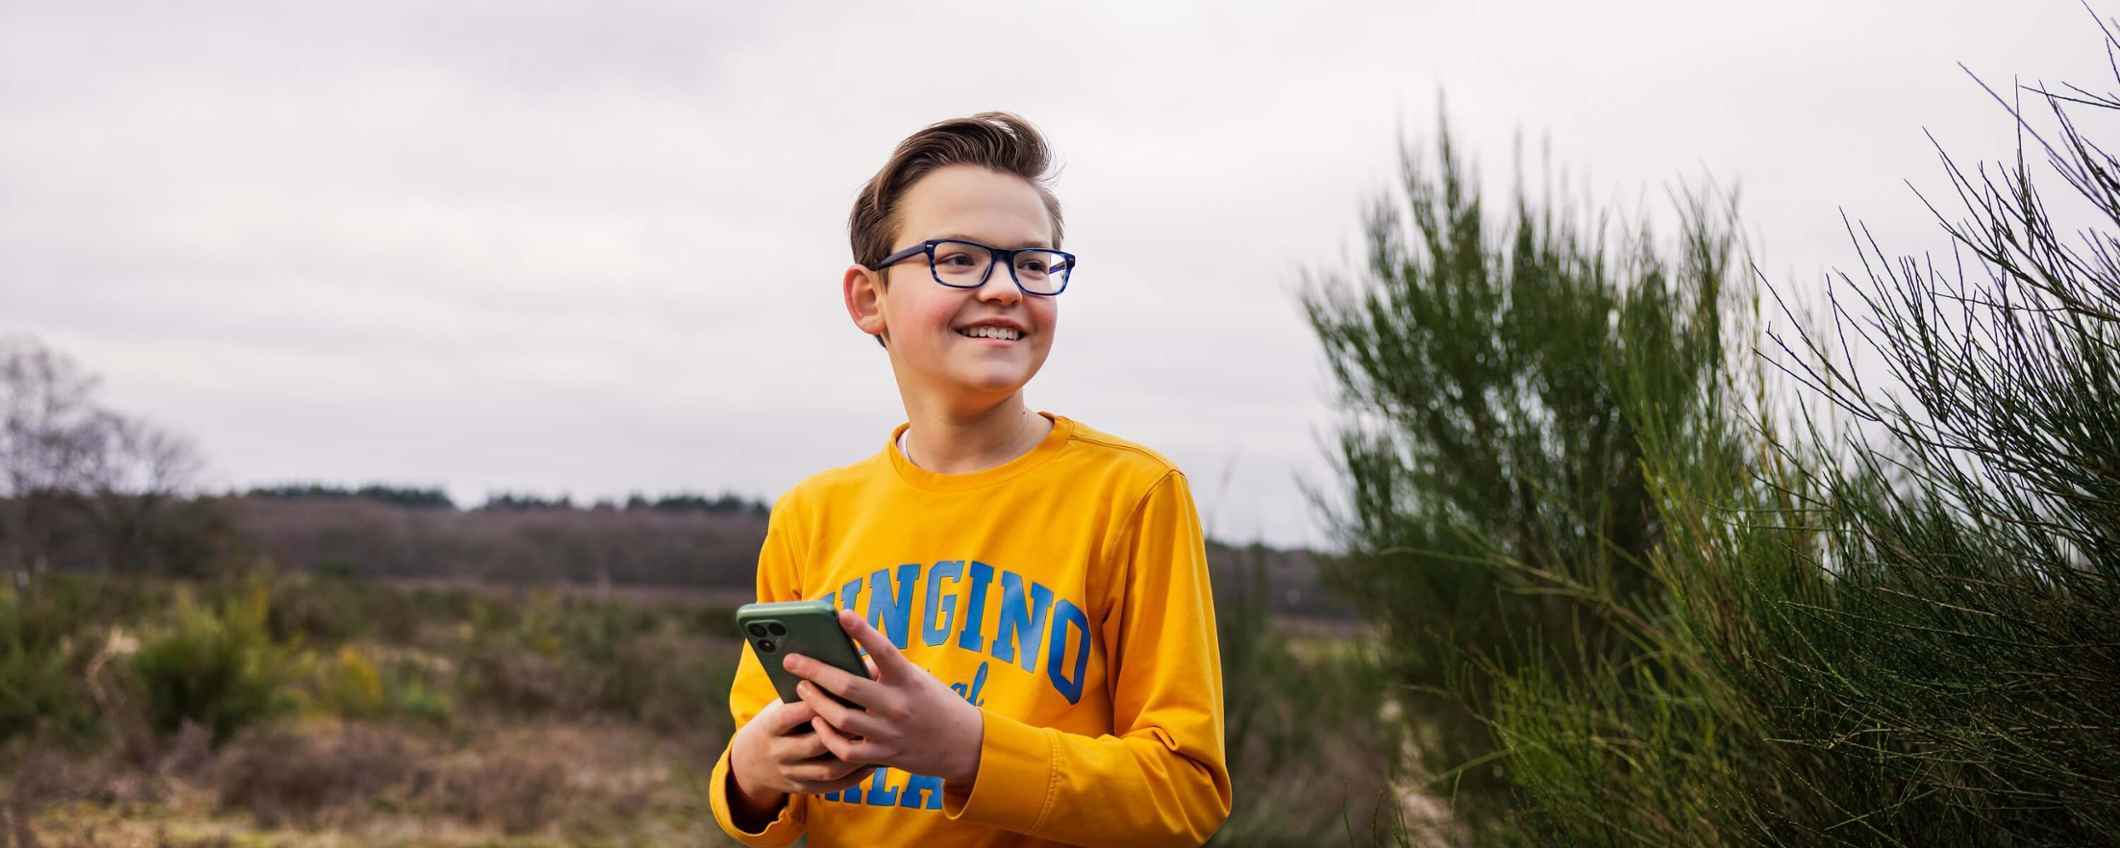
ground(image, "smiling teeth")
xmin=961 ymin=326 xmax=1021 ymax=340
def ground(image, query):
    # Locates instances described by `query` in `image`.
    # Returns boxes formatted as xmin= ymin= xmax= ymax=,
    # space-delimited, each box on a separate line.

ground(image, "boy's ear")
xmin=843 ymin=264 xmax=889 ymax=346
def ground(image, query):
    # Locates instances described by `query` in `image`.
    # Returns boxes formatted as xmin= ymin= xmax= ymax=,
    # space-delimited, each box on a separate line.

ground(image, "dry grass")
xmin=7 ymin=716 xmax=741 ymax=847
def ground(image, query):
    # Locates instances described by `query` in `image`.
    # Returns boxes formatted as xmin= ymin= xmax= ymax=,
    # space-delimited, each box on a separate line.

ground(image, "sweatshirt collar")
xmin=886 ymin=410 xmax=1073 ymax=492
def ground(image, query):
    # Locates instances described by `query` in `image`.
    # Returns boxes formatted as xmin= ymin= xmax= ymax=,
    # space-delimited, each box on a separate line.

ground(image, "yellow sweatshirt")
xmin=708 ymin=411 xmax=1232 ymax=847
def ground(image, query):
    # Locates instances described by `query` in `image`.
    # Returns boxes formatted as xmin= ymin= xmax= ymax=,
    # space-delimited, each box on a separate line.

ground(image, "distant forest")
xmin=0 ymin=479 xmax=1346 ymax=620
xmin=226 ymin=489 xmax=1347 ymax=618
xmin=242 ymin=482 xmax=772 ymax=516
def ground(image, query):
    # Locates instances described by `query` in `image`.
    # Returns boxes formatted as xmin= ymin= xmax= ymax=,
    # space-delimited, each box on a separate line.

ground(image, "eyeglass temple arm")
xmin=871 ymin=242 xmax=932 ymax=270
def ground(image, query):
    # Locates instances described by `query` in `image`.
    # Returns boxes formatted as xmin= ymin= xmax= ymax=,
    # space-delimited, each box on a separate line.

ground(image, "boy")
xmin=707 ymin=112 xmax=1232 ymax=847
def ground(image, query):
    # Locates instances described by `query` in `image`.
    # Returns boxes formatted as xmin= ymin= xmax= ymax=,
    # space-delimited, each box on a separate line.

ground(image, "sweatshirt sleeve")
xmin=942 ymin=469 xmax=1234 ymax=846
xmin=708 ymin=498 xmax=810 ymax=846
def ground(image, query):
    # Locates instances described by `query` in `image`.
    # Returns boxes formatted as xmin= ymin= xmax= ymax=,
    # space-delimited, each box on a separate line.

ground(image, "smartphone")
xmin=735 ymin=600 xmax=871 ymax=707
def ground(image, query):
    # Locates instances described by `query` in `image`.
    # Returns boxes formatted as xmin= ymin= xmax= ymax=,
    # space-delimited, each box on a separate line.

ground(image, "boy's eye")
xmin=936 ymin=252 xmax=981 ymax=268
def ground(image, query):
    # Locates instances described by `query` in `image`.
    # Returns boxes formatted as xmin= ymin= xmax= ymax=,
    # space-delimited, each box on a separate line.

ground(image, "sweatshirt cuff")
xmin=709 ymin=743 xmax=804 ymax=846
xmin=944 ymin=708 xmax=1056 ymax=832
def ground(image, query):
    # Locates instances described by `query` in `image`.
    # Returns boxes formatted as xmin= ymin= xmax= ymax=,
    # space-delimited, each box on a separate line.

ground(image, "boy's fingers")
xmin=797 ymin=681 xmax=884 ymax=739
xmin=816 ymin=757 xmax=873 ymax=783
xmin=768 ymin=698 xmax=818 ymax=735
xmin=787 ymin=755 xmax=867 ymax=783
xmin=778 ymin=726 xmax=831 ymax=761
xmin=785 ymin=652 xmax=884 ymax=707
xmin=838 ymin=609 xmax=914 ymax=677
xmin=811 ymin=715 xmax=882 ymax=765
xmin=783 ymin=757 xmax=834 ymax=782
xmin=863 ymin=656 xmax=880 ymax=679
xmin=797 ymin=765 xmax=878 ymax=796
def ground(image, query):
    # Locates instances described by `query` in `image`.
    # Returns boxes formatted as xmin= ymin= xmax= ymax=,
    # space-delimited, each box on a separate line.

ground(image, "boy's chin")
xmin=938 ymin=362 xmax=1036 ymax=395
xmin=950 ymin=371 xmax=1033 ymax=395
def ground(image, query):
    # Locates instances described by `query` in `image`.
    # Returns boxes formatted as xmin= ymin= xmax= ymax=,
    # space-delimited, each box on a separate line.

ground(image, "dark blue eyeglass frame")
xmin=869 ymin=239 xmax=1076 ymax=296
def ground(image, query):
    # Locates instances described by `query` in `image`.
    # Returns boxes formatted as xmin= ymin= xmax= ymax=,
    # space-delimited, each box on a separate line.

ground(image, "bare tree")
xmin=1 ymin=335 xmax=103 ymax=573
xmin=77 ymin=409 xmax=207 ymax=571
xmin=0 ymin=334 xmax=205 ymax=574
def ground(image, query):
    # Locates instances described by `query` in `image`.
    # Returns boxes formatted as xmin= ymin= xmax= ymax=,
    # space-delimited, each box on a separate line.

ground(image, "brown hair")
xmin=849 ymin=112 xmax=1064 ymax=348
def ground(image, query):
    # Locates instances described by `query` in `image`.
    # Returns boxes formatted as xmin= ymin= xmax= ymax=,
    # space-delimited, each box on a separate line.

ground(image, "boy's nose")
xmin=975 ymin=265 xmax=1023 ymax=303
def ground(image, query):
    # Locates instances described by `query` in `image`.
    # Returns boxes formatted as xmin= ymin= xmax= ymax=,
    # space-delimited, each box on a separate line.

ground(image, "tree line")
xmin=242 ymin=483 xmax=771 ymax=516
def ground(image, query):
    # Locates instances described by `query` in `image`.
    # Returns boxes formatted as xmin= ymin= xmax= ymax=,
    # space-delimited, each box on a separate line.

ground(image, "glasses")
xmin=869 ymin=239 xmax=1075 ymax=296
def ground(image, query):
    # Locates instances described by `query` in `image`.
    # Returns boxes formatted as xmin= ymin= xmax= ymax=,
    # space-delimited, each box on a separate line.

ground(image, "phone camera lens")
xmin=746 ymin=623 xmax=768 ymax=638
xmin=758 ymin=639 xmax=777 ymax=653
xmin=766 ymin=622 xmax=787 ymax=637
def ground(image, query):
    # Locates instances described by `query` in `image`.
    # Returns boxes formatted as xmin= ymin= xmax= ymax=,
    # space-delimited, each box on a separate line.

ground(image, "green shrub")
xmin=305 ymin=642 xmax=456 ymax=727
xmin=381 ymin=663 xmax=455 ymax=726
xmin=313 ymin=644 xmax=386 ymax=718
xmin=0 ymin=572 xmax=158 ymax=744
xmin=1300 ymin=106 xmax=1742 ymax=838
xmin=1448 ymin=16 xmax=2120 ymax=846
xmin=0 ymin=585 xmax=97 ymax=743
xmin=131 ymin=583 xmax=294 ymax=744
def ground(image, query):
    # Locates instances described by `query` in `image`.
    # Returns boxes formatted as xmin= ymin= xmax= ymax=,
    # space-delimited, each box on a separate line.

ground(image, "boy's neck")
xmin=900 ymin=398 xmax=1053 ymax=475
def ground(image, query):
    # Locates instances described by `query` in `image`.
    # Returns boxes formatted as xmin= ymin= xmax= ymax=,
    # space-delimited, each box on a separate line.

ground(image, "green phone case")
xmin=734 ymin=600 xmax=871 ymax=705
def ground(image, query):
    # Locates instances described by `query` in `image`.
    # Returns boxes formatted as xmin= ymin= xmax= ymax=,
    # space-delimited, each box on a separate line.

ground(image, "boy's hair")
xmin=850 ymin=111 xmax=1065 ymax=349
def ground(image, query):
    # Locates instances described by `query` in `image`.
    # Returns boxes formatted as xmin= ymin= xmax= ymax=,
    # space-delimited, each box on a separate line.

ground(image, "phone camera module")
xmin=758 ymin=639 xmax=777 ymax=653
xmin=766 ymin=622 xmax=787 ymax=637
xmin=746 ymin=623 xmax=769 ymax=638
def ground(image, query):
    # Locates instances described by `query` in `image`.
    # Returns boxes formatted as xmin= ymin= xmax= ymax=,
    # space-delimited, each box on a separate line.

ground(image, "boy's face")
xmin=846 ymin=164 xmax=1059 ymax=407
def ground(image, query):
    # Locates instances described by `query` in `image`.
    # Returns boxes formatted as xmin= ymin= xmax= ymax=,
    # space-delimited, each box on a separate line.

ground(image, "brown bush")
xmin=459 ymin=644 xmax=592 ymax=716
xmin=420 ymin=755 xmax=568 ymax=836
xmin=212 ymin=723 xmax=417 ymax=830
xmin=0 ymin=727 xmax=191 ymax=836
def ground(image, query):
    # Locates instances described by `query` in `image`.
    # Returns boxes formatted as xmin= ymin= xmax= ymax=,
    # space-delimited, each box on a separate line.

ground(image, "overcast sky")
xmin=3 ymin=1 xmax=2107 ymax=550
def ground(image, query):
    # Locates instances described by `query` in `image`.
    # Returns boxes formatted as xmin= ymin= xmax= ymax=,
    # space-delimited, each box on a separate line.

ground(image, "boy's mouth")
xmin=956 ymin=326 xmax=1024 ymax=342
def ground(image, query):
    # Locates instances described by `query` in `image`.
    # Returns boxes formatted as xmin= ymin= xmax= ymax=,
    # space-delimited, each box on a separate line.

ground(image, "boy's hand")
xmin=728 ymin=697 xmax=878 ymax=820
xmin=783 ymin=609 xmax=985 ymax=789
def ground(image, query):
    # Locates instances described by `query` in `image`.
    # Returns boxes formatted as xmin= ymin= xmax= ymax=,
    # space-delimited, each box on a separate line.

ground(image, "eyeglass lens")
xmin=931 ymin=241 xmax=1069 ymax=294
